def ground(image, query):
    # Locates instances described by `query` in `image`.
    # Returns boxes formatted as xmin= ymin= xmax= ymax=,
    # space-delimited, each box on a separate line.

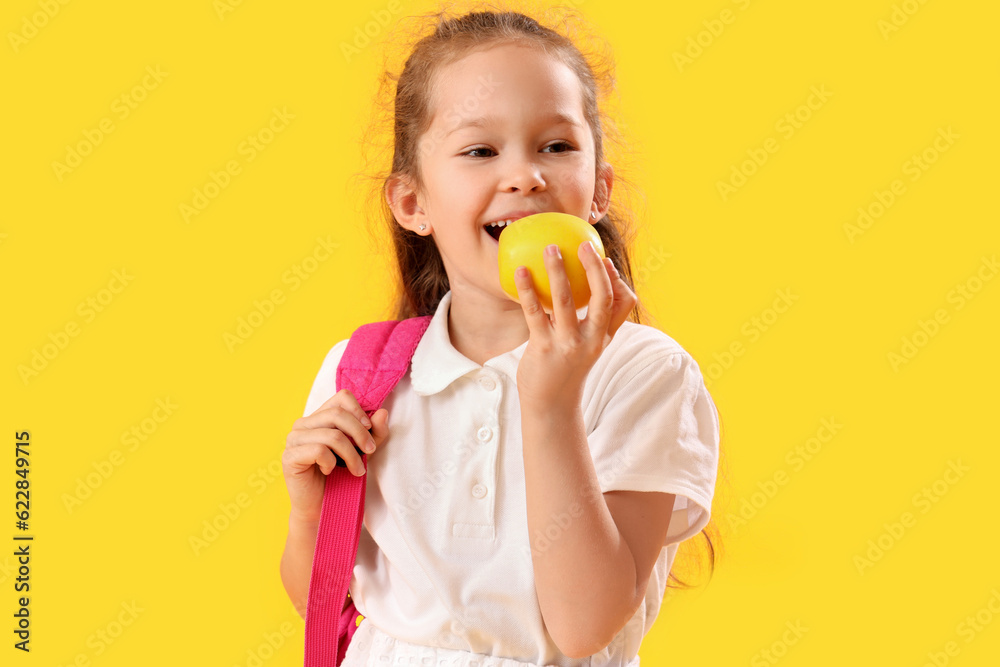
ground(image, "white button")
xmin=472 ymin=484 xmax=487 ymax=499
xmin=478 ymin=376 xmax=496 ymax=391
xmin=477 ymin=426 xmax=492 ymax=442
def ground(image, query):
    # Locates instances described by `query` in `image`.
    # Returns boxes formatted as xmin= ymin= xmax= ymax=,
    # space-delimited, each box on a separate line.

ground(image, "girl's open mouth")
xmin=484 ymin=218 xmax=518 ymax=243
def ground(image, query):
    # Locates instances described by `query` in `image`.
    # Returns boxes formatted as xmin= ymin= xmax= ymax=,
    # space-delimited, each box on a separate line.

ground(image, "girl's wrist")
xmin=519 ymin=393 xmax=582 ymax=421
xmin=289 ymin=509 xmax=321 ymax=530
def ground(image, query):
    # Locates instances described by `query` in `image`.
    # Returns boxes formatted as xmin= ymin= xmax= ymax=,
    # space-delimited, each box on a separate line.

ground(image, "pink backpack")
xmin=303 ymin=315 xmax=433 ymax=667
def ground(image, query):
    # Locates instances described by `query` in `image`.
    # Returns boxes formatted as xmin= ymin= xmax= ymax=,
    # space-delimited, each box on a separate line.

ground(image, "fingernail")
xmin=365 ymin=437 xmax=376 ymax=452
xmin=546 ymin=244 xmax=561 ymax=258
xmin=363 ymin=415 xmax=372 ymax=428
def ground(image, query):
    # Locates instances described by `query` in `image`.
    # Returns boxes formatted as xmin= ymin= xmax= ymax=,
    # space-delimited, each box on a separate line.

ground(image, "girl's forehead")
xmin=428 ymin=45 xmax=584 ymax=126
xmin=440 ymin=41 xmax=566 ymax=86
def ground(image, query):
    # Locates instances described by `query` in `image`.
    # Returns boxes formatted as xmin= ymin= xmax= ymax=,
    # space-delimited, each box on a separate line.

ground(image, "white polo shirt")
xmin=302 ymin=290 xmax=720 ymax=666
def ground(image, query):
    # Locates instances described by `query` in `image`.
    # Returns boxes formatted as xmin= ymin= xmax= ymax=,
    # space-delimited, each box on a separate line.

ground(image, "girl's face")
xmin=398 ymin=41 xmax=611 ymax=307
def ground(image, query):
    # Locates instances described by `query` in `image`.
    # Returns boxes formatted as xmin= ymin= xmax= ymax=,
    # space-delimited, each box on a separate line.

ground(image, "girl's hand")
xmin=281 ymin=390 xmax=390 ymax=524
xmin=513 ymin=241 xmax=638 ymax=410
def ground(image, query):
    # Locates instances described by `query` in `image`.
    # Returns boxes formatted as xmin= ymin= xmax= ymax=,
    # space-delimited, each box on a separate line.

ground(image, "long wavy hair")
xmin=348 ymin=0 xmax=727 ymax=591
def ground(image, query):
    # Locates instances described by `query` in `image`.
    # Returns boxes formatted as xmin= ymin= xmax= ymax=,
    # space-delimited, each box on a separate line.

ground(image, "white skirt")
xmin=340 ymin=617 xmax=641 ymax=667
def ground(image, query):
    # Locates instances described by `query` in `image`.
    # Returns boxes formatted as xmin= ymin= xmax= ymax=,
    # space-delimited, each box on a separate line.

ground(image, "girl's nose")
xmin=502 ymin=157 xmax=546 ymax=192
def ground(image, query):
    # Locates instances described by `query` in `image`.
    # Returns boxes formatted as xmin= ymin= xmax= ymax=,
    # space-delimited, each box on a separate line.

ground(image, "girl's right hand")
xmin=282 ymin=389 xmax=390 ymax=524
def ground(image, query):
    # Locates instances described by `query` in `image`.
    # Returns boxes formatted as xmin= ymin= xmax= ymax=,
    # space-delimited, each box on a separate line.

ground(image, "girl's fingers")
xmin=328 ymin=388 xmax=372 ymax=429
xmin=369 ymin=408 xmax=390 ymax=447
xmin=579 ymin=241 xmax=614 ymax=338
xmin=286 ymin=417 xmax=370 ymax=477
xmin=603 ymin=256 xmax=638 ymax=339
xmin=544 ymin=244 xmax=576 ymax=329
xmin=513 ymin=265 xmax=551 ymax=334
xmin=283 ymin=440 xmax=341 ymax=477
xmin=296 ymin=402 xmax=375 ymax=457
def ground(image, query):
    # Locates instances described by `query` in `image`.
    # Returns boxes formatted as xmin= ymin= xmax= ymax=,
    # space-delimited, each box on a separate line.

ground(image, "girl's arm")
xmin=521 ymin=400 xmax=673 ymax=659
xmin=279 ymin=513 xmax=320 ymax=619
xmin=513 ymin=242 xmax=673 ymax=656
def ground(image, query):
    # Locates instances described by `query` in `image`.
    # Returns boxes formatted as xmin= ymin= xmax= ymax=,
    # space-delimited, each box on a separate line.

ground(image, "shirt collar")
xmin=410 ymin=290 xmax=532 ymax=396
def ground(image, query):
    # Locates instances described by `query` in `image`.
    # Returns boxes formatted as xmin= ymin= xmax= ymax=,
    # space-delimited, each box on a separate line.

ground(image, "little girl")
xmin=281 ymin=6 xmax=721 ymax=666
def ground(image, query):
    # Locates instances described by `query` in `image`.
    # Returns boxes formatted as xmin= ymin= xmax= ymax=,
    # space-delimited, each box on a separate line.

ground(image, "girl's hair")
xmin=350 ymin=0 xmax=727 ymax=591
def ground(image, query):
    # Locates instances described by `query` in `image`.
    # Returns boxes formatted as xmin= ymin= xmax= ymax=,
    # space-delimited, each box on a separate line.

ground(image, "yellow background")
xmin=2 ymin=0 xmax=998 ymax=664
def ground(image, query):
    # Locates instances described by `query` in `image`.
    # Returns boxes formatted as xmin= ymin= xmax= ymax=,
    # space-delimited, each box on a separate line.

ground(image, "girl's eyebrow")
xmin=446 ymin=111 xmax=583 ymax=137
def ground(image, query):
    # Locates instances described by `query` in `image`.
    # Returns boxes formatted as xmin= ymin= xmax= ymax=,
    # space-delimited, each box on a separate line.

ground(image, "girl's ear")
xmin=386 ymin=174 xmax=429 ymax=234
xmin=593 ymin=161 xmax=614 ymax=219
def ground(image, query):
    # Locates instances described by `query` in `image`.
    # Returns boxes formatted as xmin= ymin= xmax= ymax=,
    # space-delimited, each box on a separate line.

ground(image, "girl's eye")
xmin=464 ymin=147 xmax=496 ymax=158
xmin=543 ymin=141 xmax=574 ymax=153
xmin=461 ymin=142 xmax=576 ymax=158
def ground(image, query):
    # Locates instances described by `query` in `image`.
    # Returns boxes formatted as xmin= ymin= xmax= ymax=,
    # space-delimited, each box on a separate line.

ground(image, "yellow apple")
xmin=498 ymin=211 xmax=606 ymax=312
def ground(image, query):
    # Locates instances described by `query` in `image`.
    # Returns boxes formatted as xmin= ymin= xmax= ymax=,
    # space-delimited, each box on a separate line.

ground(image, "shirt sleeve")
xmin=302 ymin=339 xmax=350 ymax=419
xmin=589 ymin=349 xmax=720 ymax=547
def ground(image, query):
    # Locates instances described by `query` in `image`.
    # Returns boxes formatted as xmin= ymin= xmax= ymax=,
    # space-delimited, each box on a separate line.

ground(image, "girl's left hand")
xmin=513 ymin=240 xmax=638 ymax=409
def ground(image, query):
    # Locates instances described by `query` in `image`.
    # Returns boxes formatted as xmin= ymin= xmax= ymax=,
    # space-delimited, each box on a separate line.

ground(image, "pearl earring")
xmin=419 ymin=224 xmax=426 ymax=231
xmin=591 ymin=211 xmax=597 ymax=220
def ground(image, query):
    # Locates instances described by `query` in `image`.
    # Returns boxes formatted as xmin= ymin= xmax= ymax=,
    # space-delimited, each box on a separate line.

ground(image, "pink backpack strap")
xmin=304 ymin=315 xmax=432 ymax=667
